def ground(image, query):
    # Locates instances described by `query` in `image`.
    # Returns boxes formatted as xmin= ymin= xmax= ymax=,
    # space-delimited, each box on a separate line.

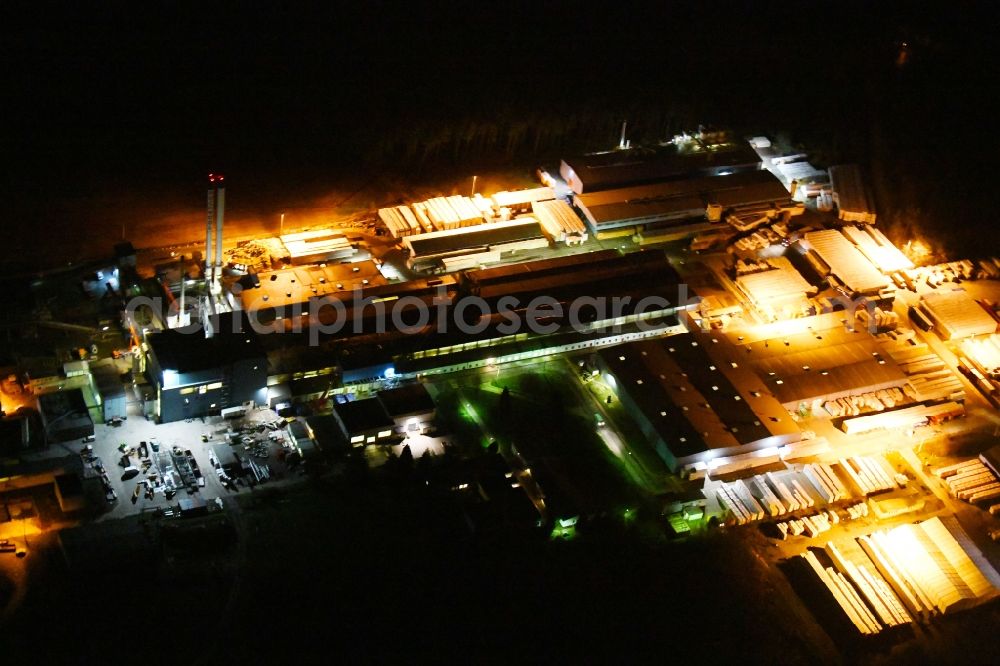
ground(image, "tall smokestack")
xmin=215 ymin=176 xmax=225 ymax=267
xmin=206 ymin=174 xmax=216 ymax=277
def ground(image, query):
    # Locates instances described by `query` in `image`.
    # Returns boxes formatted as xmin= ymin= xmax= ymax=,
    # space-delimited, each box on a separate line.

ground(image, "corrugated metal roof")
xmin=736 ymin=259 xmax=816 ymax=305
xmin=921 ymin=290 xmax=997 ymax=339
xmin=803 ymin=229 xmax=889 ymax=294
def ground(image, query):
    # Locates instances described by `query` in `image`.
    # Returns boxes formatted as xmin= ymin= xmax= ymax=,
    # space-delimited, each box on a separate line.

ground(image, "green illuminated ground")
xmin=429 ymin=358 xmax=650 ymax=517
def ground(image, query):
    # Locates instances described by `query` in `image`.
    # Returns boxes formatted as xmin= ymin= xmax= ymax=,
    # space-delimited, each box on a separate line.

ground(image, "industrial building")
xmin=91 ymin=362 xmax=127 ymax=422
xmin=841 ymin=226 xmax=913 ymax=273
xmin=377 ymin=382 xmax=436 ymax=434
xmin=0 ymin=416 xmax=29 ymax=455
xmin=734 ymin=257 xmax=818 ymax=321
xmin=726 ymin=312 xmax=909 ymax=410
xmin=402 ymin=219 xmax=548 ymax=270
xmin=236 ymin=260 xmax=387 ymax=321
xmin=573 ymin=170 xmax=790 ymax=238
xmin=332 ymin=397 xmax=396 ymax=445
xmin=829 ymin=164 xmax=877 ymax=224
xmin=278 ymin=230 xmax=356 ymax=265
xmin=596 ymin=332 xmax=802 ymax=472
xmin=919 ymin=290 xmax=997 ymax=340
xmin=332 ymin=382 xmax=436 ymax=445
xmin=799 ymin=229 xmax=893 ymax=299
xmin=801 ymin=516 xmax=999 ymax=635
xmin=38 ymin=389 xmax=94 ymax=443
xmin=559 ymin=140 xmax=761 ymax=194
xmin=146 ymin=318 xmax=268 ymax=423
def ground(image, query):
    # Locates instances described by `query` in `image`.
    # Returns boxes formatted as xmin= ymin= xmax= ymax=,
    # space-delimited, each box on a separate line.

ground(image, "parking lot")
xmin=75 ymin=406 xmax=310 ymax=521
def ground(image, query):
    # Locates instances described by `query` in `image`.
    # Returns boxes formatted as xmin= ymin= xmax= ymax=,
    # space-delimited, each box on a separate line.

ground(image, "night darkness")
xmin=2 ymin=3 xmax=1000 ymax=663
xmin=1 ymin=3 xmax=997 ymax=272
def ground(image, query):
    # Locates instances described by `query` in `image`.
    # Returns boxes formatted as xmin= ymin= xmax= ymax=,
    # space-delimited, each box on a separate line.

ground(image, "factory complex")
xmin=5 ymin=127 xmax=1000 ymax=654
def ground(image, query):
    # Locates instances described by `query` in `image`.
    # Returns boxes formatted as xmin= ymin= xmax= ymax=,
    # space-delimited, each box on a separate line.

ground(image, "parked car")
xmin=105 ymin=487 xmax=118 ymax=502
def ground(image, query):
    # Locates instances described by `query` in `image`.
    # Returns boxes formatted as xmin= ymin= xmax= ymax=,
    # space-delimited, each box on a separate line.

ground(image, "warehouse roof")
xmin=333 ymin=398 xmax=394 ymax=434
xmin=148 ymin=321 xmax=265 ymax=375
xmin=599 ymin=333 xmax=799 ymax=459
xmin=829 ymin=164 xmax=875 ymax=220
xmin=735 ymin=258 xmax=817 ymax=306
xmin=238 ymin=260 xmax=386 ymax=313
xmin=561 ymin=142 xmax=761 ymax=193
xmin=921 ymin=290 xmax=997 ymax=339
xmin=377 ymin=382 xmax=435 ymax=418
xmin=724 ymin=318 xmax=908 ymax=406
xmin=403 ymin=219 xmax=545 ymax=258
xmin=841 ymin=226 xmax=913 ymax=273
xmin=574 ymin=170 xmax=788 ymax=230
xmin=463 ymin=249 xmax=681 ymax=303
xmin=802 ymin=229 xmax=889 ymax=295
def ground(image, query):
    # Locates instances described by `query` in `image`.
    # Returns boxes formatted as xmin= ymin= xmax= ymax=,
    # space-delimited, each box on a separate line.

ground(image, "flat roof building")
xmin=377 ymin=382 xmax=436 ymax=435
xmin=801 ymin=229 xmax=892 ymax=298
xmin=560 ymin=141 xmax=761 ymax=194
xmin=920 ymin=290 xmax=998 ymax=340
xmin=734 ymin=257 xmax=818 ymax=322
xmin=38 ymin=389 xmax=94 ymax=443
xmin=830 ymin=164 xmax=876 ymax=224
xmin=278 ymin=230 xmax=356 ymax=265
xmin=723 ymin=312 xmax=909 ymax=409
xmin=332 ymin=397 xmax=396 ymax=445
xmin=91 ymin=362 xmax=127 ymax=422
xmin=146 ymin=317 xmax=268 ymax=423
xmin=842 ymin=226 xmax=913 ymax=273
xmin=402 ymin=219 xmax=548 ymax=269
xmin=597 ymin=333 xmax=801 ymax=471
xmin=237 ymin=260 xmax=387 ymax=318
xmin=574 ymin=170 xmax=789 ymax=236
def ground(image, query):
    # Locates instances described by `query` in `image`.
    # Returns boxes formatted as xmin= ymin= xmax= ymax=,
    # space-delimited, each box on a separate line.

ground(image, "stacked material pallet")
xmin=826 ymin=542 xmax=913 ymax=628
xmin=377 ymin=206 xmax=422 ymax=238
xmin=716 ymin=481 xmax=765 ymax=525
xmin=936 ymin=459 xmax=1000 ymax=503
xmin=766 ymin=471 xmax=802 ymax=512
xmin=801 ymin=512 xmax=832 ymax=537
xmin=492 ymin=187 xmax=555 ymax=214
xmin=840 ymin=402 xmax=964 ymax=435
xmin=411 ymin=203 xmax=435 ymax=232
xmin=803 ymin=463 xmax=849 ymax=503
xmin=838 ymin=457 xmax=896 ymax=495
xmin=880 ymin=339 xmax=966 ymax=402
xmin=801 ymin=550 xmax=883 ymax=634
xmin=750 ymin=476 xmax=786 ymax=516
xmin=531 ymin=199 xmax=588 ymax=244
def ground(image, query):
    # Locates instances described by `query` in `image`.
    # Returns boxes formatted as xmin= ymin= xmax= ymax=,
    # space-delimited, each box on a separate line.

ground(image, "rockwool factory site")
xmin=4 ymin=58 xmax=1000 ymax=666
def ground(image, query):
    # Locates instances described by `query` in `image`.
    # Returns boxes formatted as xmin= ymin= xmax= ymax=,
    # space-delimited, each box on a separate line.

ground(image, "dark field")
xmin=2 ymin=4 xmax=997 ymax=273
